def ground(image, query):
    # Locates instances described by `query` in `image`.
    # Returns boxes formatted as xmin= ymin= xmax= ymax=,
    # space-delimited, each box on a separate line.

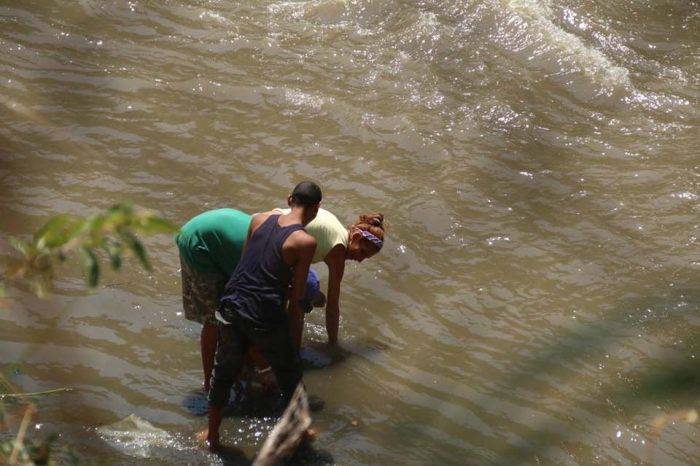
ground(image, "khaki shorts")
xmin=180 ymin=257 xmax=227 ymax=326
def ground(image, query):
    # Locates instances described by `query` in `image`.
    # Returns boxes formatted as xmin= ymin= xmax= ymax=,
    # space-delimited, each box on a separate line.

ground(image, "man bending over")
xmin=205 ymin=181 xmax=320 ymax=450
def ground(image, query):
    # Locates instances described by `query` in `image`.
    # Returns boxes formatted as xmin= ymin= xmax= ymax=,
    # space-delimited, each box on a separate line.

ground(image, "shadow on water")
xmin=209 ymin=433 xmax=334 ymax=466
xmin=179 ymin=339 xmax=379 ymax=464
xmin=301 ymin=337 xmax=390 ymax=371
xmin=180 ymin=390 xmax=333 ymax=464
xmin=211 ymin=445 xmax=252 ymax=466
xmin=212 ymin=444 xmax=335 ymax=466
xmin=288 ymin=441 xmax=335 ymax=466
xmin=486 ymin=284 xmax=699 ymax=463
xmin=182 ymin=388 xmax=284 ymax=419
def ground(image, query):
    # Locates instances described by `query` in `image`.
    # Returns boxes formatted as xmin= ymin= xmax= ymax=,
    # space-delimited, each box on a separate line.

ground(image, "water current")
xmin=1 ymin=0 xmax=698 ymax=464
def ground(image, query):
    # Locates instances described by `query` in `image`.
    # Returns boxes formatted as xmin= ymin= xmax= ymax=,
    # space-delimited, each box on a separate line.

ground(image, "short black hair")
xmin=290 ymin=181 xmax=322 ymax=206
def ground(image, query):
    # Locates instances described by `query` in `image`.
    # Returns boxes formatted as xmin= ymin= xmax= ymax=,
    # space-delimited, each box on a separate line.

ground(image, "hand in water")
xmin=300 ymin=341 xmax=345 ymax=367
xmin=323 ymin=342 xmax=347 ymax=363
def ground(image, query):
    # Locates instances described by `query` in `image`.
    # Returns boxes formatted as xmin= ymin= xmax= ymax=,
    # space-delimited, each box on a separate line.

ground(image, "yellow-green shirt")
xmin=273 ymin=208 xmax=348 ymax=263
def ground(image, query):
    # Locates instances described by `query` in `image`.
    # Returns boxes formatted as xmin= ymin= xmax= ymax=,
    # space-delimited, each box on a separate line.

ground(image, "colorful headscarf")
xmin=360 ymin=229 xmax=383 ymax=250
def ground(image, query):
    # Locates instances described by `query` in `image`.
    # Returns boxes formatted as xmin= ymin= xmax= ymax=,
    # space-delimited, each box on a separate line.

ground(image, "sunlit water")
xmin=1 ymin=0 xmax=698 ymax=464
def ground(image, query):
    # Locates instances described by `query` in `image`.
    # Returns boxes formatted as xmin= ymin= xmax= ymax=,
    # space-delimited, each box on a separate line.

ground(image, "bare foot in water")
xmin=196 ymin=429 xmax=220 ymax=452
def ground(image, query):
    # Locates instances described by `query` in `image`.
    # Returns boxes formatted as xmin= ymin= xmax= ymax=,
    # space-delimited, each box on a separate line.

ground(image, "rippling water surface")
xmin=1 ymin=0 xmax=698 ymax=464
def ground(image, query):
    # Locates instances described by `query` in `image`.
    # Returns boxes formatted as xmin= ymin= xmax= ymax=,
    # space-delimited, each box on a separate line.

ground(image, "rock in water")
xmin=253 ymin=383 xmax=311 ymax=466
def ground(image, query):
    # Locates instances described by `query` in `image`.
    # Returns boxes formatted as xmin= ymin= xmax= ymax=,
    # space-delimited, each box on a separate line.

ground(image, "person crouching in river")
xmin=272 ymin=207 xmax=386 ymax=348
xmin=205 ymin=182 xmax=320 ymax=450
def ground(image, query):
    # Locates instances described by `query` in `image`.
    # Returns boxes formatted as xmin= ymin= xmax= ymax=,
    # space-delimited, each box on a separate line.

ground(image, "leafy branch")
xmin=6 ymin=203 xmax=178 ymax=296
xmin=1 ymin=203 xmax=178 ymax=465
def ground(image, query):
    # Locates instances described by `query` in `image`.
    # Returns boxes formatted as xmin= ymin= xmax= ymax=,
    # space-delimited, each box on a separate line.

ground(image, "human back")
xmin=177 ymin=208 xmax=251 ymax=276
xmin=219 ymin=212 xmax=312 ymax=326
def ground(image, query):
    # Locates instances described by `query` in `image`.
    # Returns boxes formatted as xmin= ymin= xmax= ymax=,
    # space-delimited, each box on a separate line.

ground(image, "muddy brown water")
xmin=1 ymin=0 xmax=698 ymax=464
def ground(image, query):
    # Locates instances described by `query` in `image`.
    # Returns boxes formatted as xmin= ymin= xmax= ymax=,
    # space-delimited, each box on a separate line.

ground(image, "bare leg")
xmin=206 ymin=405 xmax=223 ymax=451
xmin=206 ymin=321 xmax=245 ymax=451
xmin=201 ymin=323 xmax=218 ymax=392
xmin=289 ymin=307 xmax=305 ymax=351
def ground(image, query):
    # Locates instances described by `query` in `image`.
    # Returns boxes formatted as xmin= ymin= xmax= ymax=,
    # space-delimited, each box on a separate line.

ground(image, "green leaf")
xmin=84 ymin=213 xmax=104 ymax=231
xmin=83 ymin=214 xmax=107 ymax=247
xmin=79 ymin=247 xmax=100 ymax=287
xmin=60 ymin=218 xmax=87 ymax=247
xmin=109 ymin=203 xmax=134 ymax=225
xmin=34 ymin=215 xmax=83 ymax=249
xmin=103 ymin=243 xmax=122 ymax=270
xmin=120 ymin=231 xmax=151 ymax=271
xmin=33 ymin=214 xmax=72 ymax=242
xmin=104 ymin=204 xmax=131 ymax=230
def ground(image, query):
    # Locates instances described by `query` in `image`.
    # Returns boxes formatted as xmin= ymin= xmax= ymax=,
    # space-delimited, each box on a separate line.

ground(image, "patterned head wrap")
xmin=360 ymin=230 xmax=383 ymax=250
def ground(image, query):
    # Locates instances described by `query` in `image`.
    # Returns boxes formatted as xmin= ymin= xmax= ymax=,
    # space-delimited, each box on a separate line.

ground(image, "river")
xmin=1 ymin=0 xmax=698 ymax=464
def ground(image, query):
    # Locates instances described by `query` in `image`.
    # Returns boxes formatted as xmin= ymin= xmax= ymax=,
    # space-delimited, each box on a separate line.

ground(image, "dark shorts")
xmin=180 ymin=257 xmax=227 ymax=326
xmin=208 ymin=308 xmax=302 ymax=408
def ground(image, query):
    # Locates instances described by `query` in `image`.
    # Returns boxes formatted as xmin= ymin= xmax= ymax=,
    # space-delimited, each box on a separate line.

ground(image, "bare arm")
xmin=287 ymin=233 xmax=317 ymax=350
xmin=324 ymin=244 xmax=345 ymax=345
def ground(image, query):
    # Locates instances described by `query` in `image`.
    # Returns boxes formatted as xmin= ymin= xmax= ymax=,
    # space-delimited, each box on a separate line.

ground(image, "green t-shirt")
xmin=176 ymin=208 xmax=251 ymax=276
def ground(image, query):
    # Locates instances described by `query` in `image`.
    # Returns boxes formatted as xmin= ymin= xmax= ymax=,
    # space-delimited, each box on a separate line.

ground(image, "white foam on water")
xmin=624 ymin=89 xmax=691 ymax=113
xmin=504 ymin=0 xmax=631 ymax=88
xmin=268 ymin=0 xmax=347 ymax=22
xmin=198 ymin=10 xmax=234 ymax=26
xmin=283 ymin=88 xmax=330 ymax=111
xmin=96 ymin=414 xmax=186 ymax=459
xmin=671 ymin=192 xmax=698 ymax=201
xmin=416 ymin=11 xmax=440 ymax=36
xmin=268 ymin=1 xmax=307 ymax=19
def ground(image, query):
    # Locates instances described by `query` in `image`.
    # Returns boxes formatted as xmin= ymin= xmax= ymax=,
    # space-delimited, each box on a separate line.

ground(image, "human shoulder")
xmin=321 ymin=210 xmax=348 ymax=246
xmin=250 ymin=211 xmax=276 ymax=231
xmin=315 ymin=208 xmax=340 ymax=223
xmin=284 ymin=230 xmax=316 ymax=265
xmin=290 ymin=229 xmax=317 ymax=249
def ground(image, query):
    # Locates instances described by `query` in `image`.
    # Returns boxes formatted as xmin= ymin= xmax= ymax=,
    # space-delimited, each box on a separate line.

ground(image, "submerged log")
xmin=253 ymin=384 xmax=311 ymax=466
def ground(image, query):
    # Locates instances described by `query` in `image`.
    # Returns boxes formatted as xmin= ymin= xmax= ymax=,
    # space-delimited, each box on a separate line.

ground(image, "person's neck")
xmin=280 ymin=208 xmax=304 ymax=226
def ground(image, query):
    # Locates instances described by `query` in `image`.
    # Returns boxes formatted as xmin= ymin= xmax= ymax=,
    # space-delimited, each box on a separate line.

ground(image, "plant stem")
xmin=9 ymin=405 xmax=34 ymax=464
xmin=0 ymin=387 xmax=73 ymax=399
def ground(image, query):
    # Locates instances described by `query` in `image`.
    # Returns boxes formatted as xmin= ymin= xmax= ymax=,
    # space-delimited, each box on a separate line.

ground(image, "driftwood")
xmin=253 ymin=384 xmax=311 ymax=466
